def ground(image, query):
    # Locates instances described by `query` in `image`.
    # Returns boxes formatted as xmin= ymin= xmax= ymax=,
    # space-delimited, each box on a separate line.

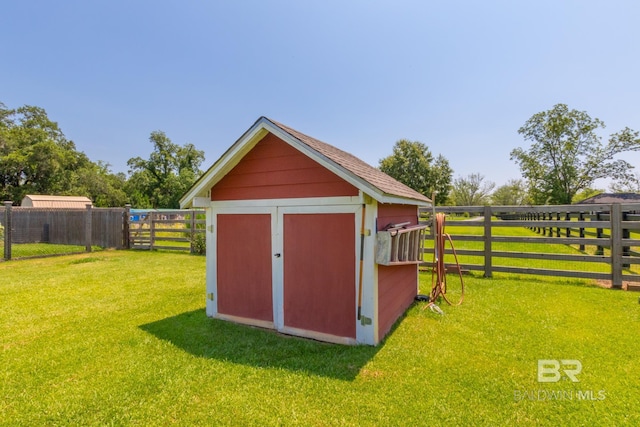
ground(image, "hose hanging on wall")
xmin=429 ymin=212 xmax=465 ymax=307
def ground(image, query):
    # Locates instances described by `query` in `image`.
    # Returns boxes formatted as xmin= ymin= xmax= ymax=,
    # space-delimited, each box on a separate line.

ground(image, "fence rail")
xmin=128 ymin=209 xmax=206 ymax=252
xmin=420 ymin=203 xmax=640 ymax=289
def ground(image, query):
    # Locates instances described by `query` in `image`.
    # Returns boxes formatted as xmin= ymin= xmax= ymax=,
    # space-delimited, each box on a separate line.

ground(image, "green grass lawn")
xmin=8 ymin=243 xmax=103 ymax=259
xmin=1 ymin=251 xmax=639 ymax=426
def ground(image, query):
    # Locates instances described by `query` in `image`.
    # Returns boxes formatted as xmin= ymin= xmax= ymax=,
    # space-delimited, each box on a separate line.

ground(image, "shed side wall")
xmin=376 ymin=203 xmax=419 ymax=339
xmin=211 ymin=133 xmax=359 ymax=201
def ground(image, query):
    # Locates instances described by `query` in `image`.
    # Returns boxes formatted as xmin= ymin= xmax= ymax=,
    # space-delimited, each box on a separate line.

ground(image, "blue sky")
xmin=2 ymin=1 xmax=640 ymax=188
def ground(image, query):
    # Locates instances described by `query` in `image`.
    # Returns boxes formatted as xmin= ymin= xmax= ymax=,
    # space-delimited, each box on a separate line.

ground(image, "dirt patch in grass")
xmin=595 ymin=279 xmax=640 ymax=291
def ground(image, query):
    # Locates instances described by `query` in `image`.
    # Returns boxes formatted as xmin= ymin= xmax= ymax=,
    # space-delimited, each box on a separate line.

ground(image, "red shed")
xmin=180 ymin=117 xmax=431 ymax=345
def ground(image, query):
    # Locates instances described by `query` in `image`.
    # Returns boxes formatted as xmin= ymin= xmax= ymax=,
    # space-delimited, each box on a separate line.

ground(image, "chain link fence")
xmin=2 ymin=202 xmax=127 ymax=261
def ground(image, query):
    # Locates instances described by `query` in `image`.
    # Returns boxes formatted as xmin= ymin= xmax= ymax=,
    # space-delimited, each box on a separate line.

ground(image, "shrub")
xmin=191 ymin=232 xmax=206 ymax=255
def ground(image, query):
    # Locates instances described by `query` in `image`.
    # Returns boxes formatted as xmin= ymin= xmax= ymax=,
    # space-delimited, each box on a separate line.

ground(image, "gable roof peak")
xmin=263 ymin=118 xmax=430 ymax=204
xmin=180 ymin=117 xmax=431 ymax=208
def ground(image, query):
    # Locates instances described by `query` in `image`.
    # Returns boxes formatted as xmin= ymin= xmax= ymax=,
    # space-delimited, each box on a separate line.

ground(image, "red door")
xmin=216 ymin=214 xmax=273 ymax=322
xmin=283 ymin=213 xmax=356 ymax=339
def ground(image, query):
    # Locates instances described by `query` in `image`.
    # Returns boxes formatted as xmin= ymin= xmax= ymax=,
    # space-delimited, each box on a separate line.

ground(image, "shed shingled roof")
xmin=577 ymin=193 xmax=640 ymax=204
xmin=269 ymin=119 xmax=430 ymax=203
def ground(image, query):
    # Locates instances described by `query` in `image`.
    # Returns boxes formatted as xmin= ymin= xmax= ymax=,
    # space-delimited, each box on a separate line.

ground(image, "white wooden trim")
xmin=355 ymin=200 xmax=378 ymax=345
xmin=271 ymin=210 xmax=283 ymax=330
xmin=211 ymin=196 xmax=361 ymax=210
xmin=205 ymin=206 xmax=217 ymax=317
xmin=277 ymin=204 xmax=360 ymax=215
xmin=375 ymin=194 xmax=431 ymax=206
xmin=278 ymin=326 xmax=357 ymax=346
xmin=192 ymin=197 xmax=210 ymax=208
xmin=213 ymin=205 xmax=278 ymax=215
xmin=216 ymin=313 xmax=275 ymax=330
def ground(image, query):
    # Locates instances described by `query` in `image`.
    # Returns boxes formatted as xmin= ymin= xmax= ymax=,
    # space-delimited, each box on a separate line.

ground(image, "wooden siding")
xmin=377 ymin=264 xmax=417 ymax=339
xmin=216 ymin=214 xmax=273 ymax=322
xmin=283 ymin=213 xmax=356 ymax=339
xmin=377 ymin=203 xmax=418 ymax=231
xmin=211 ymin=133 xmax=359 ymax=201
xmin=376 ymin=203 xmax=419 ymax=338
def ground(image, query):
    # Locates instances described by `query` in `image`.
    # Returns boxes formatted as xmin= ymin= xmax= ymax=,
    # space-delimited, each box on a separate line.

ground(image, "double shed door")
xmin=215 ymin=205 xmax=358 ymax=340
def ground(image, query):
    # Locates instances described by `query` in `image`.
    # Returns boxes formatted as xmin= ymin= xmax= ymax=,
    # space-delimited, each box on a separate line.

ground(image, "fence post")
xmin=149 ymin=212 xmax=155 ymax=251
xmin=3 ymin=201 xmax=12 ymax=261
xmin=190 ymin=210 xmax=196 ymax=254
xmin=578 ymin=212 xmax=585 ymax=251
xmin=85 ymin=204 xmax=92 ymax=253
xmin=483 ymin=205 xmax=492 ymax=278
xmin=124 ymin=204 xmax=131 ymax=249
xmin=610 ymin=203 xmax=623 ymax=289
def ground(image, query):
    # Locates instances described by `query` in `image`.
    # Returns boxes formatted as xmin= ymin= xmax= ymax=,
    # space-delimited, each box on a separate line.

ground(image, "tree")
xmin=0 ymin=102 xmax=128 ymax=205
xmin=511 ymin=104 xmax=640 ymax=205
xmin=449 ymin=173 xmax=495 ymax=206
xmin=378 ymin=139 xmax=452 ymax=205
xmin=1 ymin=104 xmax=70 ymax=201
xmin=126 ymin=131 xmax=205 ymax=208
xmin=70 ymin=160 xmax=128 ymax=207
xmin=609 ymin=172 xmax=640 ymax=193
xmin=491 ymin=179 xmax=530 ymax=206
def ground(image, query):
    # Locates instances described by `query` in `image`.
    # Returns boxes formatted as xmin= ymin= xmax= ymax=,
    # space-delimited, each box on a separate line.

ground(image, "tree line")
xmin=2 ymin=100 xmax=639 ymax=208
xmin=0 ymin=102 xmax=203 ymax=208
xmin=380 ymin=103 xmax=640 ymax=206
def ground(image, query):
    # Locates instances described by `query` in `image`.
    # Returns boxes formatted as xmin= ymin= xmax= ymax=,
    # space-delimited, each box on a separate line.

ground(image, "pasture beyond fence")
xmin=1 ymin=203 xmax=205 ymax=260
xmin=423 ymin=203 xmax=640 ymax=289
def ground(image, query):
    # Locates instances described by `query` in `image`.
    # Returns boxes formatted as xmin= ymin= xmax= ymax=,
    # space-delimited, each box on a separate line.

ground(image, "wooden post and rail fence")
xmin=127 ymin=207 xmax=206 ymax=252
xmin=420 ymin=203 xmax=640 ymax=290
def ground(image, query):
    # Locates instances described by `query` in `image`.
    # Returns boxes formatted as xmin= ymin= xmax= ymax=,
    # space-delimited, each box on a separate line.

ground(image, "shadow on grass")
xmin=139 ymin=309 xmax=380 ymax=381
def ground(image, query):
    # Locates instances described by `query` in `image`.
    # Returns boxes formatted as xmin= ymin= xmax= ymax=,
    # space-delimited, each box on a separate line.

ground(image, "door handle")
xmin=274 ymin=253 xmax=281 ymax=258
